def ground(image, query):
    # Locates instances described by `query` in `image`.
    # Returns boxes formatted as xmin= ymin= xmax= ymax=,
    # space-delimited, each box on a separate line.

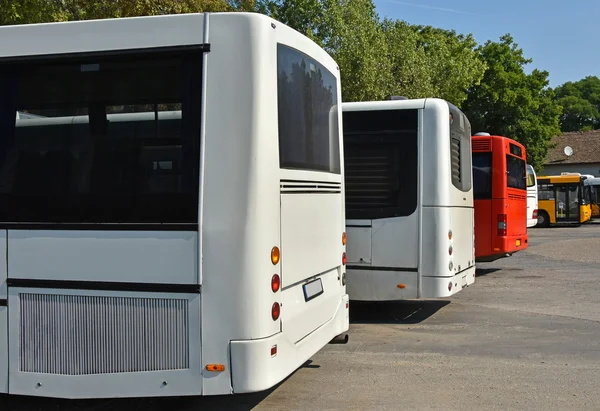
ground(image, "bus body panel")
xmin=537 ymin=175 xmax=592 ymax=226
xmin=0 ymin=231 xmax=6 ymax=394
xmin=473 ymin=135 xmax=528 ymax=261
xmin=8 ymin=289 xmax=203 ymax=398
xmin=473 ymin=199 xmax=493 ymax=256
xmin=7 ymin=231 xmax=198 ymax=285
xmin=526 ymin=164 xmax=538 ymax=227
xmin=345 ymin=221 xmax=372 ymax=264
xmin=342 ymin=98 xmax=474 ymax=301
xmin=421 ymin=206 xmax=475 ymax=286
xmin=230 ymin=293 xmax=348 ymax=393
xmin=371 ymin=215 xmax=418 ymax=269
xmin=0 ymin=12 xmax=349 ymax=399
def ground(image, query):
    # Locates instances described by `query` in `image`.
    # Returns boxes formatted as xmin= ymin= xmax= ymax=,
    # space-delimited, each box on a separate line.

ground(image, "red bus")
xmin=472 ymin=133 xmax=528 ymax=262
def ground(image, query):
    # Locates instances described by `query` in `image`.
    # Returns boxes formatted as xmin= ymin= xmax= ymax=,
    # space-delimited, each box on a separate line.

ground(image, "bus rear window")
xmin=472 ymin=152 xmax=492 ymax=199
xmin=506 ymin=155 xmax=526 ymax=190
xmin=342 ymin=109 xmax=418 ymax=220
xmin=0 ymin=49 xmax=202 ymax=226
xmin=526 ymin=164 xmax=536 ymax=187
xmin=277 ymin=44 xmax=340 ymax=174
xmin=448 ymin=103 xmax=472 ymax=193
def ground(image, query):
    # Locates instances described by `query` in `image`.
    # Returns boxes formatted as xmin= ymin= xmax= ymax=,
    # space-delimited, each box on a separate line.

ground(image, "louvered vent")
xmin=451 ymin=137 xmax=461 ymax=184
xmin=472 ymin=139 xmax=491 ymax=151
xmin=19 ymin=293 xmax=190 ymax=375
xmin=344 ymin=146 xmax=399 ymax=211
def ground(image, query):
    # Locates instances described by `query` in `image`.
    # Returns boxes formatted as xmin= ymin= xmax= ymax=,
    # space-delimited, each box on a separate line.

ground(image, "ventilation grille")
xmin=508 ymin=193 xmax=527 ymax=201
xmin=280 ymin=180 xmax=341 ymax=194
xmin=451 ymin=137 xmax=461 ymax=184
xmin=472 ymin=139 xmax=491 ymax=151
xmin=20 ymin=293 xmax=190 ymax=375
xmin=345 ymin=146 xmax=399 ymax=209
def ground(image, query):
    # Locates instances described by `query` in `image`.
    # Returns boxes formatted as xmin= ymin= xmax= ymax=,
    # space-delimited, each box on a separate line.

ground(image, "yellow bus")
xmin=536 ymin=175 xmax=592 ymax=227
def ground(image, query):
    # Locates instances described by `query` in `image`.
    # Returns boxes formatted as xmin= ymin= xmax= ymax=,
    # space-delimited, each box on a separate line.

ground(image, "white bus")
xmin=526 ymin=164 xmax=538 ymax=227
xmin=0 ymin=12 xmax=349 ymax=399
xmin=342 ymin=98 xmax=475 ymax=301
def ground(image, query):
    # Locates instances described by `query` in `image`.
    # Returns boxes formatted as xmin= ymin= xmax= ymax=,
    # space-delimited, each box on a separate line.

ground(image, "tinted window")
xmin=0 ymin=50 xmax=202 ymax=226
xmin=538 ymin=184 xmax=555 ymax=200
xmin=506 ymin=155 xmax=526 ymax=190
xmin=472 ymin=152 xmax=492 ymax=199
xmin=526 ymin=164 xmax=536 ymax=187
xmin=277 ymin=44 xmax=340 ymax=174
xmin=343 ymin=109 xmax=418 ymax=219
xmin=448 ymin=103 xmax=472 ymax=192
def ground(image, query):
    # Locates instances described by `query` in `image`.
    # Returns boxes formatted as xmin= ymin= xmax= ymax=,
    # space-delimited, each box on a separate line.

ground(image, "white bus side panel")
xmin=7 ymin=231 xmax=198 ymax=285
xmin=8 ymin=288 xmax=202 ymax=398
xmin=420 ymin=206 xmax=475 ymax=297
xmin=281 ymin=193 xmax=342 ymax=288
xmin=0 ymin=230 xmax=7 ymax=394
xmin=371 ymin=216 xmax=418 ymax=268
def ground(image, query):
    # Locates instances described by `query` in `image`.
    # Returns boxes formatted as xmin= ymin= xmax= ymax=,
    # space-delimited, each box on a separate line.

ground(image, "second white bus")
xmin=0 ymin=12 xmax=349 ymax=399
xmin=526 ymin=164 xmax=538 ymax=227
xmin=342 ymin=98 xmax=475 ymax=301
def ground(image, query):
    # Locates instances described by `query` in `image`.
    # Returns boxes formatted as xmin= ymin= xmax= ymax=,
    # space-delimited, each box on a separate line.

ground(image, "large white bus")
xmin=342 ymin=98 xmax=475 ymax=301
xmin=0 ymin=12 xmax=349 ymax=399
xmin=526 ymin=164 xmax=538 ymax=227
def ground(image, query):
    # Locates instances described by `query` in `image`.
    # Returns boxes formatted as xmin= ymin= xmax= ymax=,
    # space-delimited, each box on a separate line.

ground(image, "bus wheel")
xmin=536 ymin=211 xmax=550 ymax=228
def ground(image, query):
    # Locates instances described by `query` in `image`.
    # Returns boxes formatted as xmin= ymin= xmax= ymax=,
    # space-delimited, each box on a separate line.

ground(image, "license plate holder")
xmin=303 ymin=278 xmax=324 ymax=302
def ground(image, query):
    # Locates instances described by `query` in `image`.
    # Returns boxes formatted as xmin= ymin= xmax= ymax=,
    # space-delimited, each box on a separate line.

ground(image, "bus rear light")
xmin=449 ymin=261 xmax=453 ymax=271
xmin=497 ymin=214 xmax=507 ymax=236
xmin=342 ymin=232 xmax=347 ymax=245
xmin=342 ymin=252 xmax=347 ymax=265
xmin=272 ymin=302 xmax=280 ymax=321
xmin=397 ymin=284 xmax=406 ymax=289
xmin=271 ymin=246 xmax=280 ymax=265
xmin=449 ymin=245 xmax=453 ymax=255
xmin=271 ymin=274 xmax=280 ymax=293
xmin=448 ymin=281 xmax=453 ymax=292
xmin=206 ymin=364 xmax=225 ymax=372
xmin=532 ymin=209 xmax=538 ymax=219
xmin=271 ymin=345 xmax=277 ymax=357
xmin=448 ymin=230 xmax=453 ymax=240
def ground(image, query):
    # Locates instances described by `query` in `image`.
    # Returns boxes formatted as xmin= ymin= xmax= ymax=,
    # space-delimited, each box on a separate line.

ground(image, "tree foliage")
xmin=554 ymin=76 xmax=600 ymax=131
xmin=0 ymin=0 xmax=234 ymax=25
xmin=462 ymin=34 xmax=562 ymax=170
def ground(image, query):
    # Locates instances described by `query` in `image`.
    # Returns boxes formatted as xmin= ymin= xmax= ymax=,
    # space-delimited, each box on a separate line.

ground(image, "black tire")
xmin=536 ymin=211 xmax=550 ymax=228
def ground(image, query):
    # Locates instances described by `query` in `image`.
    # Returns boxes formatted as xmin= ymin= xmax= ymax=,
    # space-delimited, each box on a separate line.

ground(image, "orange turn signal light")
xmin=271 ymin=246 xmax=280 ymax=265
xmin=397 ymin=284 xmax=406 ymax=289
xmin=342 ymin=232 xmax=347 ymax=245
xmin=206 ymin=364 xmax=225 ymax=372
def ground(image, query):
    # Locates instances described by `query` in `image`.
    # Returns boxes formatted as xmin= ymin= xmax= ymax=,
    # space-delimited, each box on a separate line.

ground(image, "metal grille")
xmin=472 ymin=139 xmax=491 ymax=151
xmin=20 ymin=293 xmax=190 ymax=375
xmin=451 ymin=136 xmax=461 ymax=184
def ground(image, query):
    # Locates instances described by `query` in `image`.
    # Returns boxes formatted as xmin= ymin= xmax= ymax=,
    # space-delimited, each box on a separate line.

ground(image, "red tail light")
xmin=271 ymin=274 xmax=280 ymax=293
xmin=497 ymin=214 xmax=507 ymax=236
xmin=272 ymin=302 xmax=280 ymax=321
xmin=342 ymin=252 xmax=347 ymax=265
xmin=532 ymin=209 xmax=538 ymax=219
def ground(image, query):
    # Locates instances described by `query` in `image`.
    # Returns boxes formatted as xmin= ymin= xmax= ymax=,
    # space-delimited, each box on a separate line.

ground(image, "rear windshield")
xmin=526 ymin=164 xmax=536 ymax=187
xmin=506 ymin=155 xmax=526 ymax=190
xmin=0 ymin=49 xmax=202 ymax=226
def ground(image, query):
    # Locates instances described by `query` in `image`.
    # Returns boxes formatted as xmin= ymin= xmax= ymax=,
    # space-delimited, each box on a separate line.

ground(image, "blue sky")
xmin=372 ymin=0 xmax=599 ymax=88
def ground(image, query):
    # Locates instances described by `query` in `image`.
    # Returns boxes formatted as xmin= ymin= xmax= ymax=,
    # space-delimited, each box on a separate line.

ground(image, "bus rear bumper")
xmin=229 ymin=293 xmax=349 ymax=394
xmin=422 ymin=266 xmax=476 ymax=298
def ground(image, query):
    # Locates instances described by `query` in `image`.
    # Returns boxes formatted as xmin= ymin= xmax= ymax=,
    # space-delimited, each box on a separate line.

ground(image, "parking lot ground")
xmin=4 ymin=224 xmax=600 ymax=410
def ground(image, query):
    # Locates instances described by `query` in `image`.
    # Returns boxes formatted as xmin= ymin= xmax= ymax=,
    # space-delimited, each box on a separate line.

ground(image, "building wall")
xmin=540 ymin=163 xmax=600 ymax=177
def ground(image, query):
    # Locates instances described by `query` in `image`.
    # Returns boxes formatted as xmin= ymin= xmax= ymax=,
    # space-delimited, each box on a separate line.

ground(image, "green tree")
xmin=1 ymin=0 xmax=235 ymax=25
xmin=554 ymin=76 xmax=600 ymax=131
xmin=462 ymin=34 xmax=562 ymax=170
xmin=381 ymin=21 xmax=486 ymax=105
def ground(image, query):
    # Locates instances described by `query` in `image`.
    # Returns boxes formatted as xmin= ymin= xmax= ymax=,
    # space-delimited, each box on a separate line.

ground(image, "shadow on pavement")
xmin=349 ymin=300 xmax=450 ymax=325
